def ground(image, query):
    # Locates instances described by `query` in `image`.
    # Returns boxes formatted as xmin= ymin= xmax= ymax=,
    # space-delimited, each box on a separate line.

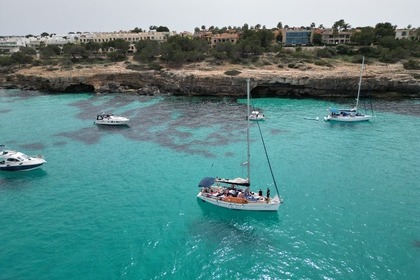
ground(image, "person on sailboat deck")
xmin=258 ymin=189 xmax=263 ymax=196
xmin=266 ymin=188 xmax=271 ymax=202
xmin=228 ymin=188 xmax=237 ymax=197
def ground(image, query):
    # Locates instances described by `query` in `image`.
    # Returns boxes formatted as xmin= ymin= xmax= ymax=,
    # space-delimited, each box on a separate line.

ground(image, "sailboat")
xmin=324 ymin=56 xmax=373 ymax=122
xmin=196 ymin=79 xmax=281 ymax=211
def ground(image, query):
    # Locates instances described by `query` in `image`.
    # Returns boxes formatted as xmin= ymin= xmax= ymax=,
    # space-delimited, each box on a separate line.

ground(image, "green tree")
xmin=84 ymin=42 xmax=101 ymax=57
xmin=374 ymin=22 xmax=396 ymax=41
xmin=62 ymin=43 xmax=89 ymax=59
xmin=211 ymin=42 xmax=236 ymax=60
xmin=19 ymin=46 xmax=36 ymax=56
xmin=235 ymin=35 xmax=263 ymax=57
xmin=0 ymin=56 xmax=15 ymax=66
xmin=312 ymin=33 xmax=322 ymax=45
xmin=102 ymin=39 xmax=130 ymax=54
xmin=160 ymin=35 xmax=208 ymax=65
xmin=351 ymin=27 xmax=375 ymax=45
xmin=257 ymin=29 xmax=274 ymax=49
xmin=239 ymin=29 xmax=273 ymax=51
xmin=107 ymin=51 xmax=126 ymax=62
xmin=134 ymin=40 xmax=160 ymax=62
xmin=276 ymin=32 xmax=283 ymax=44
xmin=131 ymin=27 xmax=143 ymax=33
xmin=377 ymin=36 xmax=398 ymax=50
xmin=156 ymin=26 xmax=169 ymax=32
xmin=11 ymin=51 xmax=33 ymax=65
xmin=39 ymin=45 xmax=61 ymax=59
xmin=333 ymin=19 xmax=351 ymax=32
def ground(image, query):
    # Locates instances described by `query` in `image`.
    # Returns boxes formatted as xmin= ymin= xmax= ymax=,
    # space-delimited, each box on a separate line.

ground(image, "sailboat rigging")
xmin=196 ymin=79 xmax=281 ymax=211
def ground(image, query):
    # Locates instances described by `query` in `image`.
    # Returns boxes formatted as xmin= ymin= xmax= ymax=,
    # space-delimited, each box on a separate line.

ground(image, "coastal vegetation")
xmin=0 ymin=21 xmax=419 ymax=72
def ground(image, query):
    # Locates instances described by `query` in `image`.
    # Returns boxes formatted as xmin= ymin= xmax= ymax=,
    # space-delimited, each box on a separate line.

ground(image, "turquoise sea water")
xmin=0 ymin=89 xmax=419 ymax=280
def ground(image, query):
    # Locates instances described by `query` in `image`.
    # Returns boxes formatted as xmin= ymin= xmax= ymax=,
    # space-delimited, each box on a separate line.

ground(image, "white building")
xmin=0 ymin=37 xmax=29 ymax=54
xmin=395 ymin=29 xmax=410 ymax=40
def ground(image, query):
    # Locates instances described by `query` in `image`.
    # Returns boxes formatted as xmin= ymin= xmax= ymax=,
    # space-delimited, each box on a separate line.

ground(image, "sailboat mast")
xmin=246 ymin=79 xmax=251 ymax=184
xmin=355 ymin=56 xmax=365 ymax=110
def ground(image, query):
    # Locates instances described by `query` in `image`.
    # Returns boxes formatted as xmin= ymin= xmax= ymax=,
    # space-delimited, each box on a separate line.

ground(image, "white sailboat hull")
xmin=197 ymin=192 xmax=281 ymax=212
xmin=324 ymin=114 xmax=373 ymax=122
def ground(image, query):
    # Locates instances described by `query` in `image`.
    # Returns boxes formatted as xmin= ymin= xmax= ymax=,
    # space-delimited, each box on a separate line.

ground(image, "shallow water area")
xmin=0 ymin=89 xmax=419 ymax=279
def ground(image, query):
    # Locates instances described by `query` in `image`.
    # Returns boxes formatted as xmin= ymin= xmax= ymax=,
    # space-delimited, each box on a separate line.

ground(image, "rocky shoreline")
xmin=1 ymin=61 xmax=419 ymax=99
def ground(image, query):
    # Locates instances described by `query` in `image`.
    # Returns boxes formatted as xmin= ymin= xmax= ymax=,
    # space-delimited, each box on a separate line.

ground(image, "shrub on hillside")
xmin=0 ymin=56 xmax=14 ymax=66
xmin=403 ymin=59 xmax=420 ymax=70
xmin=316 ymin=47 xmax=337 ymax=58
xmin=224 ymin=69 xmax=241 ymax=76
xmin=314 ymin=59 xmax=332 ymax=67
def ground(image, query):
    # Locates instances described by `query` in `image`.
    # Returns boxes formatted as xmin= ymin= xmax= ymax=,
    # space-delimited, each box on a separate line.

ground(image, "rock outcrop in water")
xmin=1 ymin=61 xmax=419 ymax=99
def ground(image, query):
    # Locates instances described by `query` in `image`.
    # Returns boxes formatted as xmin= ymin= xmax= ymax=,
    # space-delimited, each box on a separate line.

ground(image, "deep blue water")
xmin=0 ymin=89 xmax=419 ymax=279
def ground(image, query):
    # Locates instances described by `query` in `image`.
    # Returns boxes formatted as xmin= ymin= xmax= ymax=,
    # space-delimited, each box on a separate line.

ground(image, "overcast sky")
xmin=1 ymin=0 xmax=419 ymax=36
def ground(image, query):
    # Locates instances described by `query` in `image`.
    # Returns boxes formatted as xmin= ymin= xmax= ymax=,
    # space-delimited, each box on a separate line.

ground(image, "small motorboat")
xmin=0 ymin=145 xmax=46 ymax=171
xmin=249 ymin=110 xmax=265 ymax=121
xmin=94 ymin=113 xmax=129 ymax=126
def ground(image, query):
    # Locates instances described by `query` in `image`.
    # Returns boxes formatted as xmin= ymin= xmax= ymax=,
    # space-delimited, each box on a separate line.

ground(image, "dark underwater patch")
xmin=62 ymin=95 xmax=248 ymax=157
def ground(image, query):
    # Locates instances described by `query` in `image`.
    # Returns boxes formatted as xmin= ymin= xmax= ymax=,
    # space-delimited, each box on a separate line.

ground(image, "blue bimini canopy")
xmin=198 ymin=177 xmax=215 ymax=188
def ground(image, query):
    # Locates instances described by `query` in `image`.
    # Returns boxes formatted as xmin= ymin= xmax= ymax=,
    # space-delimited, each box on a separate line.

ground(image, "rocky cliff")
xmin=1 ymin=61 xmax=419 ymax=99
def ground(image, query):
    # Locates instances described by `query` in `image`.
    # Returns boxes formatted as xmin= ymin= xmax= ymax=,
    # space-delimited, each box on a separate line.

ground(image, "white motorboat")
xmin=197 ymin=79 xmax=281 ymax=212
xmin=324 ymin=56 xmax=373 ymax=123
xmin=94 ymin=113 xmax=129 ymax=126
xmin=249 ymin=110 xmax=265 ymax=121
xmin=0 ymin=145 xmax=46 ymax=171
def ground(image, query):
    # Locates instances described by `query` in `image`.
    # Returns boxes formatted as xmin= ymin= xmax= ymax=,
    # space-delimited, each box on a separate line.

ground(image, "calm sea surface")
xmin=0 ymin=89 xmax=419 ymax=280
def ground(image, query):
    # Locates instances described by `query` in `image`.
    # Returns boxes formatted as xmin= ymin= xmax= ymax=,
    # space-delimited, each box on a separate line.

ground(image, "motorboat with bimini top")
xmin=197 ymin=79 xmax=281 ymax=211
xmin=0 ymin=145 xmax=46 ymax=171
xmin=94 ymin=113 xmax=129 ymax=126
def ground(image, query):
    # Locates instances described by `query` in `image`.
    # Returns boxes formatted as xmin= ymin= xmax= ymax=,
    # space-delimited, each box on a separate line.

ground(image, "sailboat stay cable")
xmin=355 ymin=56 xmax=365 ymax=111
xmin=364 ymin=60 xmax=375 ymax=117
xmin=247 ymin=81 xmax=280 ymax=197
xmin=255 ymin=112 xmax=281 ymax=197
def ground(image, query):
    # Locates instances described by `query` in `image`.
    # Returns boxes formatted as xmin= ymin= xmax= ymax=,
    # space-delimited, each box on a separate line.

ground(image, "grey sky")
xmin=1 ymin=0 xmax=418 ymax=36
